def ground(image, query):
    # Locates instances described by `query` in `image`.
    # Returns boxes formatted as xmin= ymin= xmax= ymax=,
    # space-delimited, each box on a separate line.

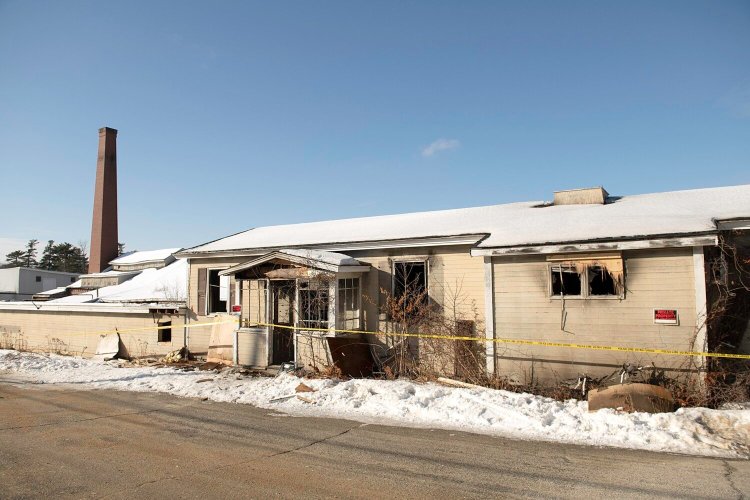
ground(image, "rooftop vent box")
xmin=553 ymin=187 xmax=609 ymax=206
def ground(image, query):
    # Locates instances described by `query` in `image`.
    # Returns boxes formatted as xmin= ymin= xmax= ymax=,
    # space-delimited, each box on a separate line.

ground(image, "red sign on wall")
xmin=654 ymin=309 xmax=679 ymax=325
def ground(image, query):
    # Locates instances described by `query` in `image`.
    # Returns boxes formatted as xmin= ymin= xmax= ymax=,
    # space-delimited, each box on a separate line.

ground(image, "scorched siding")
xmin=492 ymin=247 xmax=699 ymax=384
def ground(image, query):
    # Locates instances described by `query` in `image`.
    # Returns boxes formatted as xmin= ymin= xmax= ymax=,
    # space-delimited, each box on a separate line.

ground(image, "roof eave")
xmin=176 ymin=234 xmax=487 ymax=259
xmin=471 ymin=233 xmax=719 ymax=257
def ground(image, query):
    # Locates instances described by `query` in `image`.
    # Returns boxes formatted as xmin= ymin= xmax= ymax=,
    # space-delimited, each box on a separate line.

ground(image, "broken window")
xmin=207 ymin=269 xmax=227 ymax=314
xmin=337 ymin=277 xmax=360 ymax=329
xmin=157 ymin=321 xmax=172 ymax=342
xmin=299 ymin=281 xmax=329 ymax=329
xmin=548 ymin=253 xmax=624 ymax=298
xmin=550 ymin=265 xmax=582 ymax=296
xmin=588 ymin=265 xmax=618 ymax=296
xmin=393 ymin=261 xmax=428 ymax=305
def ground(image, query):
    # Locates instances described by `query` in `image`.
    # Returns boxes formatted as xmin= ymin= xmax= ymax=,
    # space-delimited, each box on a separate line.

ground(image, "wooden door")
xmin=271 ymin=281 xmax=295 ymax=364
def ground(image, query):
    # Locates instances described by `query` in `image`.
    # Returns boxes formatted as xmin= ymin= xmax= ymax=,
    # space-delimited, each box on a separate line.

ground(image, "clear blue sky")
xmin=1 ymin=1 xmax=748 ymax=257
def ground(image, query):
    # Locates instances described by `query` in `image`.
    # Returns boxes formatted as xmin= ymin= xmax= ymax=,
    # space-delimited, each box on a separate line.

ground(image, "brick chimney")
xmin=88 ymin=127 xmax=119 ymax=273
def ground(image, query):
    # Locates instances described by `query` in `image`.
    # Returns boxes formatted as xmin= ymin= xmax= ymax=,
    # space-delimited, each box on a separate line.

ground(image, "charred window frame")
xmin=392 ymin=260 xmax=429 ymax=306
xmin=548 ymin=255 xmax=624 ymax=299
xmin=550 ymin=264 xmax=582 ymax=296
xmin=587 ymin=265 xmax=619 ymax=296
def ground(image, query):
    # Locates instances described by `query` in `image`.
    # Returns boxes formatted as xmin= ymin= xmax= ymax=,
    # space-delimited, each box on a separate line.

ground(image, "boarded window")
xmin=157 ymin=321 xmax=172 ymax=342
xmin=454 ymin=320 xmax=482 ymax=379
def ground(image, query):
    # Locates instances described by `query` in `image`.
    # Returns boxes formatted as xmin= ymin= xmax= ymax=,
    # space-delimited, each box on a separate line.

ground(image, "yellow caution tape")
xmin=248 ymin=322 xmax=750 ymax=360
xmin=36 ymin=316 xmax=750 ymax=360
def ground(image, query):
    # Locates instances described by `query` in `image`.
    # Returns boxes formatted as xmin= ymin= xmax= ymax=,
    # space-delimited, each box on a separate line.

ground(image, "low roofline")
xmin=1 ymin=267 xmax=81 ymax=276
xmin=177 ymin=234 xmax=487 ymax=259
xmin=77 ymin=269 xmax=141 ymax=279
xmin=0 ymin=302 xmax=188 ymax=314
xmin=110 ymin=258 xmax=174 ymax=266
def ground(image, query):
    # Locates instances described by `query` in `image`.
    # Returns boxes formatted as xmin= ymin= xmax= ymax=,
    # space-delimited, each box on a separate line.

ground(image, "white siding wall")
xmin=492 ymin=248 xmax=699 ymax=384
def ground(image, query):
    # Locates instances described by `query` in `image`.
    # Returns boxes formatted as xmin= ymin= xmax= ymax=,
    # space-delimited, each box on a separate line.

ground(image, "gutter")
xmin=470 ymin=233 xmax=719 ymax=257
xmin=175 ymin=234 xmax=488 ymax=259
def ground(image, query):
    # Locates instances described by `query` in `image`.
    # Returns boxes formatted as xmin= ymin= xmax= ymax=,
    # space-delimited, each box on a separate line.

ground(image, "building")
xmin=0 ymin=267 xmax=80 ymax=301
xmin=176 ymin=184 xmax=750 ymax=384
xmin=0 ymin=249 xmax=190 ymax=358
xmin=1 ymin=182 xmax=749 ymax=387
xmin=0 ymin=128 xmax=194 ymax=360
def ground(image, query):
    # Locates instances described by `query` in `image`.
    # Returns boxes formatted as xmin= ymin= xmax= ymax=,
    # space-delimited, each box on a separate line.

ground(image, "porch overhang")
xmin=219 ymin=249 xmax=370 ymax=276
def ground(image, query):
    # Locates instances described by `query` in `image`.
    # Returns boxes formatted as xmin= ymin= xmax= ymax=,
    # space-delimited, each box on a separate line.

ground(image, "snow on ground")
xmin=1 ymin=349 xmax=748 ymax=459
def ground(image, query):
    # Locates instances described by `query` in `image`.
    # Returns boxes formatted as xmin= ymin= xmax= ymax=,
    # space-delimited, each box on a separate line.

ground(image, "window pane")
xmin=588 ymin=265 xmax=618 ymax=295
xmin=550 ymin=265 xmax=581 ymax=296
xmin=301 ymin=284 xmax=329 ymax=328
xmin=394 ymin=262 xmax=426 ymax=303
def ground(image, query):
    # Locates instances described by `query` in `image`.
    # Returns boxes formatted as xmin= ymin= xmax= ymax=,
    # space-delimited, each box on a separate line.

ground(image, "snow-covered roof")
xmin=49 ymin=259 xmax=188 ymax=305
xmin=109 ymin=248 xmax=181 ymax=265
xmin=67 ymin=279 xmax=83 ymax=289
xmin=78 ymin=269 xmax=138 ymax=279
xmin=219 ymin=249 xmax=368 ymax=276
xmin=181 ymin=185 xmax=750 ymax=254
xmin=278 ymin=249 xmax=361 ymax=267
xmin=34 ymin=286 xmax=68 ymax=297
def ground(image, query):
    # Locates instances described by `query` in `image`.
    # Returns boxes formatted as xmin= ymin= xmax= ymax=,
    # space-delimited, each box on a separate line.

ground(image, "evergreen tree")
xmin=50 ymin=242 xmax=88 ymax=273
xmin=39 ymin=240 xmax=55 ymax=270
xmin=23 ymin=239 xmax=38 ymax=268
xmin=5 ymin=250 xmax=24 ymax=267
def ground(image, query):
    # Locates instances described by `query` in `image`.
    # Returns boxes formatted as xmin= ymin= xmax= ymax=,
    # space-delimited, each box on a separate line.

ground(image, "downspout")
xmin=693 ymin=246 xmax=709 ymax=392
xmin=183 ymin=308 xmax=188 ymax=352
xmin=483 ymin=256 xmax=495 ymax=375
xmin=294 ymin=278 xmax=300 ymax=369
xmin=184 ymin=259 xmax=191 ymax=353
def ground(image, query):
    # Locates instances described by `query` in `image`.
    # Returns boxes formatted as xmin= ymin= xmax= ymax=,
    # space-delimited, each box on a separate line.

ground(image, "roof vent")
xmin=553 ymin=186 xmax=609 ymax=205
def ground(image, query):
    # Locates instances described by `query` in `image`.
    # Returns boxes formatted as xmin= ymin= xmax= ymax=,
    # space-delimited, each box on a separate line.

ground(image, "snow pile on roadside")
xmin=1 ymin=349 xmax=748 ymax=458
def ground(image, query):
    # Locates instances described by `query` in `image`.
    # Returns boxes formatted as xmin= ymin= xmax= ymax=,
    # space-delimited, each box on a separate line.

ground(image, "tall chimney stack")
xmin=88 ymin=127 xmax=119 ymax=273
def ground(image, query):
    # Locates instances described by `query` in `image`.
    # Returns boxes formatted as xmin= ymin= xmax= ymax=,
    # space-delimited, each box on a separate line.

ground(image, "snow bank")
xmin=1 ymin=350 xmax=748 ymax=458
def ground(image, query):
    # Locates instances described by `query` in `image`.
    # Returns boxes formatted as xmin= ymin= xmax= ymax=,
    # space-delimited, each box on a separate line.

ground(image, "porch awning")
xmin=219 ymin=249 xmax=370 ymax=277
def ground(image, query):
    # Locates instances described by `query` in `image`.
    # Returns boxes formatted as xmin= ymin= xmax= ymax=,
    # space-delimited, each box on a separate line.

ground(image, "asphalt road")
xmin=0 ymin=379 xmax=747 ymax=499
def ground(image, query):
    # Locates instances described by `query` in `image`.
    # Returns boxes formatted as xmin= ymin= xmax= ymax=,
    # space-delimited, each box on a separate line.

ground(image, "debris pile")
xmin=161 ymin=347 xmax=188 ymax=364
